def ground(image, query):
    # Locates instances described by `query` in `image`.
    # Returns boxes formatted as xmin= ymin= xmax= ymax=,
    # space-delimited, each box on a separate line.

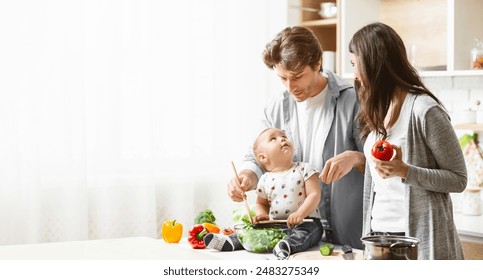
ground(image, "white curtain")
xmin=0 ymin=0 xmax=287 ymax=245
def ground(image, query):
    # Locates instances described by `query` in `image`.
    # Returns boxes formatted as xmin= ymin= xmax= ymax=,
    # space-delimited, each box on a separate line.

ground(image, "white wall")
xmin=422 ymin=76 xmax=483 ymax=113
xmin=423 ymin=75 xmax=483 ymax=143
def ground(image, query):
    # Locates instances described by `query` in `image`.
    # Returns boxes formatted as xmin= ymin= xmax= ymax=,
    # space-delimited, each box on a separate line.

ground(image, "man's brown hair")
xmin=262 ymin=26 xmax=323 ymax=72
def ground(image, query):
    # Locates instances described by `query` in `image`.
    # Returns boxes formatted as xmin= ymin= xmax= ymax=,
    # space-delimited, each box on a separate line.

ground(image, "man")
xmin=227 ymin=26 xmax=365 ymax=249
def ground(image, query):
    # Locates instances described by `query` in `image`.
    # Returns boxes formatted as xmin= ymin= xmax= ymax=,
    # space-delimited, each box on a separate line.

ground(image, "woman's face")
xmin=349 ymin=53 xmax=362 ymax=86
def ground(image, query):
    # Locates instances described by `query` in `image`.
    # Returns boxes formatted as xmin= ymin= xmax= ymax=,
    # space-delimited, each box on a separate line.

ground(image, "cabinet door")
xmin=341 ymin=0 xmax=448 ymax=78
xmin=340 ymin=0 xmax=380 ymax=78
xmin=340 ymin=0 xmax=483 ymax=78
xmin=453 ymin=0 xmax=483 ymax=72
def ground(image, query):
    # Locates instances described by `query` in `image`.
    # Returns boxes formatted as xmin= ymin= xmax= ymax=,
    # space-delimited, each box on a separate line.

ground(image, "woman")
xmin=349 ymin=22 xmax=467 ymax=259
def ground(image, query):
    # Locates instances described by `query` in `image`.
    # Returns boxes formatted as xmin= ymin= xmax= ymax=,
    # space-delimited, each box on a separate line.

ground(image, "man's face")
xmin=274 ymin=64 xmax=319 ymax=102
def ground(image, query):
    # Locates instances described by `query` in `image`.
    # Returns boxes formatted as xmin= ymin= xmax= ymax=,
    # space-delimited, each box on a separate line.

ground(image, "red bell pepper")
xmin=188 ymin=224 xmax=208 ymax=249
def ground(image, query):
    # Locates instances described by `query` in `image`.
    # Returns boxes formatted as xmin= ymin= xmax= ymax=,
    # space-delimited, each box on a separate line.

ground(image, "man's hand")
xmin=320 ymin=151 xmax=365 ymax=184
xmin=227 ymin=169 xmax=258 ymax=202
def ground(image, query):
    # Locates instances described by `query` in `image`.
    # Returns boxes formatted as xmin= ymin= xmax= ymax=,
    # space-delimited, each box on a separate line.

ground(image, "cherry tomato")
xmin=371 ymin=140 xmax=394 ymax=161
xmin=221 ymin=227 xmax=235 ymax=235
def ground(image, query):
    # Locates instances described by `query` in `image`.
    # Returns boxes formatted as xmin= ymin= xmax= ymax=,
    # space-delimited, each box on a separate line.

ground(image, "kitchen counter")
xmin=0 ymin=236 xmax=359 ymax=260
xmin=0 ymin=237 xmax=221 ymax=260
xmin=183 ymin=241 xmax=362 ymax=260
xmin=454 ymin=212 xmax=483 ymax=243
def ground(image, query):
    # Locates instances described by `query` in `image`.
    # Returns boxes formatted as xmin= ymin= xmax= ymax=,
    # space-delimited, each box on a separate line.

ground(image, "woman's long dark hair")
xmin=349 ymin=22 xmax=442 ymax=142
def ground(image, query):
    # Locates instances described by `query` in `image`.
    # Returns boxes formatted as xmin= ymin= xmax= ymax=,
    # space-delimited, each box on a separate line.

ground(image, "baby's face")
xmin=256 ymin=128 xmax=293 ymax=163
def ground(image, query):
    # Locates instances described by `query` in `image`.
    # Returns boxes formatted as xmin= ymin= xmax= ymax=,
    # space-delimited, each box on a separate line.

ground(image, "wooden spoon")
xmin=231 ymin=161 xmax=254 ymax=225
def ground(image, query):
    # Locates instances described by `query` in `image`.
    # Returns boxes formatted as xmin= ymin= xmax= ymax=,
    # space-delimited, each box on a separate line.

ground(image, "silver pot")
xmin=360 ymin=235 xmax=420 ymax=260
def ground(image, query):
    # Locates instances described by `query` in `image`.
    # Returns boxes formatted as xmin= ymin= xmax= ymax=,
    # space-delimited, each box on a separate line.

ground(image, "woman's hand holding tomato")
xmin=372 ymin=144 xmax=409 ymax=180
xmin=371 ymin=140 xmax=394 ymax=161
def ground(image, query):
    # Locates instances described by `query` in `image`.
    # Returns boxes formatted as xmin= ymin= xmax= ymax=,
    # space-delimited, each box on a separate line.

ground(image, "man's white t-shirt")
xmin=295 ymin=85 xmax=329 ymax=172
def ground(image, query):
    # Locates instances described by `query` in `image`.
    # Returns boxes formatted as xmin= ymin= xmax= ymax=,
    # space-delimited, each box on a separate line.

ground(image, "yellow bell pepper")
xmin=161 ymin=220 xmax=183 ymax=243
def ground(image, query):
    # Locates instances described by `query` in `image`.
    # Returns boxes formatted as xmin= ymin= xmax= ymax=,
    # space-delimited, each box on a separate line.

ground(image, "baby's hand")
xmin=287 ymin=212 xmax=304 ymax=228
xmin=254 ymin=214 xmax=269 ymax=223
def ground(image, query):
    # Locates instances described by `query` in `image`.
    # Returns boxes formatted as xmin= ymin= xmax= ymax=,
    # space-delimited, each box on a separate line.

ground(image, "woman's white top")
xmin=363 ymin=94 xmax=413 ymax=232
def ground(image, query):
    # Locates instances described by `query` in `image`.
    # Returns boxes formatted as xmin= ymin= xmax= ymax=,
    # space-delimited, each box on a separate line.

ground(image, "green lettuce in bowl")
xmin=234 ymin=224 xmax=286 ymax=253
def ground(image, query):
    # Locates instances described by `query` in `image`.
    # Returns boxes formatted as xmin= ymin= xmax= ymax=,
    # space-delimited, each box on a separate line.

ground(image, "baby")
xmin=204 ymin=128 xmax=323 ymax=259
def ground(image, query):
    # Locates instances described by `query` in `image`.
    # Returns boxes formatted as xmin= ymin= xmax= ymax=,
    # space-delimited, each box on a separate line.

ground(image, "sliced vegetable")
xmin=320 ymin=243 xmax=334 ymax=256
xmin=187 ymin=224 xmax=208 ymax=249
xmin=202 ymin=222 xmax=220 ymax=234
xmin=221 ymin=227 xmax=235 ymax=235
xmin=161 ymin=220 xmax=183 ymax=243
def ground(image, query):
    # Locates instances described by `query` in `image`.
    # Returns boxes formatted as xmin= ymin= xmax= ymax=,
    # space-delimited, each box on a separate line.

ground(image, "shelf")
xmin=448 ymin=70 xmax=483 ymax=77
xmin=339 ymin=0 xmax=483 ymax=78
xmin=418 ymin=70 xmax=483 ymax=77
xmin=298 ymin=0 xmax=339 ymax=71
xmin=301 ymin=18 xmax=337 ymax=27
xmin=297 ymin=0 xmax=483 ymax=77
xmin=343 ymin=71 xmax=483 ymax=79
xmin=453 ymin=124 xmax=483 ymax=131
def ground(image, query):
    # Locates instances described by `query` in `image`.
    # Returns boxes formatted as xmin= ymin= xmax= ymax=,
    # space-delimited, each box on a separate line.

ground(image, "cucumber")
xmin=319 ymin=243 xmax=334 ymax=256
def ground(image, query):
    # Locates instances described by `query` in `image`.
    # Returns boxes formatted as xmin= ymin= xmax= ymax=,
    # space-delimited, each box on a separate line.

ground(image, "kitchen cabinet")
xmin=296 ymin=0 xmax=340 ymax=73
xmin=294 ymin=0 xmax=483 ymax=78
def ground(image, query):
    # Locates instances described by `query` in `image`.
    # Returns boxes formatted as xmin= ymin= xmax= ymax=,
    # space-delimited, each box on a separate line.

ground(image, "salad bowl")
xmin=234 ymin=224 xmax=286 ymax=253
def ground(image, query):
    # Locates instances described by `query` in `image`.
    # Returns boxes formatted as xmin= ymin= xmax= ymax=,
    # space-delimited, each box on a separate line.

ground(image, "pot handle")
xmin=368 ymin=231 xmax=390 ymax=236
xmin=390 ymin=242 xmax=416 ymax=260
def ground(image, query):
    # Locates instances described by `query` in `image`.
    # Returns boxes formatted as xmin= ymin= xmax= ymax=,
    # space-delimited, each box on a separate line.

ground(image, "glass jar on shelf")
xmin=462 ymin=187 xmax=482 ymax=216
xmin=471 ymin=38 xmax=483 ymax=70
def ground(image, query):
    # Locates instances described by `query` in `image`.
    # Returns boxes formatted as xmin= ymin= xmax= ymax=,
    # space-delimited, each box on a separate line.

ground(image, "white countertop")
xmin=454 ymin=212 xmax=483 ymax=242
xmin=0 ymin=214 xmax=479 ymax=260
xmin=0 ymin=236 xmax=276 ymax=260
xmin=0 ymin=237 xmax=222 ymax=260
xmin=0 ymin=236 xmax=357 ymax=260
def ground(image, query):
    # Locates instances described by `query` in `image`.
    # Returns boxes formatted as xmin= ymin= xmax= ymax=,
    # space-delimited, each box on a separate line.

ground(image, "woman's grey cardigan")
xmin=362 ymin=94 xmax=467 ymax=260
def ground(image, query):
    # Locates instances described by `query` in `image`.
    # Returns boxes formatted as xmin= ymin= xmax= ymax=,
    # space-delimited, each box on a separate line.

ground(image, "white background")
xmin=0 ymin=0 xmax=287 ymax=245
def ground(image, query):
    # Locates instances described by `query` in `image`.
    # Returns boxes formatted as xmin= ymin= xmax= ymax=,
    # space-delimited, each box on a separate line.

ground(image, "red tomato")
xmin=221 ymin=227 xmax=234 ymax=235
xmin=371 ymin=140 xmax=394 ymax=161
